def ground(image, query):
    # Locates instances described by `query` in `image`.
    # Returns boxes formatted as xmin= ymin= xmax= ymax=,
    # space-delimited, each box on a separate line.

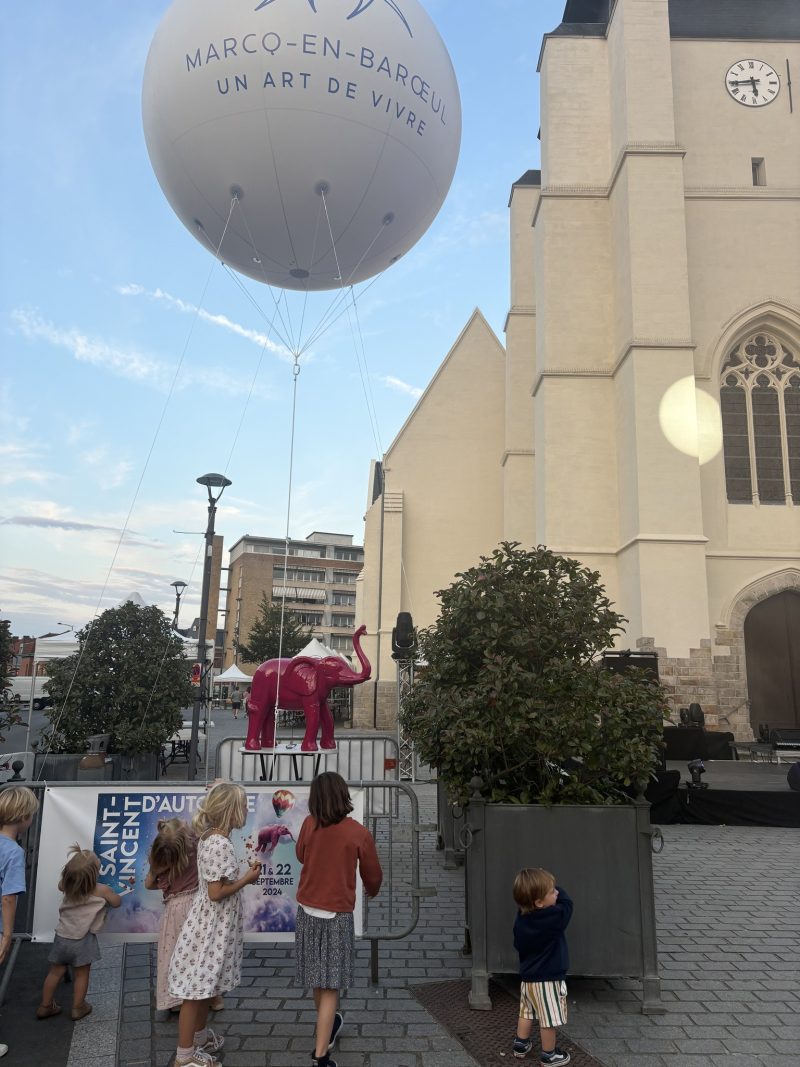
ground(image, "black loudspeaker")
xmin=601 ymin=650 xmax=659 ymax=683
xmin=787 ymin=763 xmax=800 ymax=792
xmin=391 ymin=612 xmax=417 ymax=659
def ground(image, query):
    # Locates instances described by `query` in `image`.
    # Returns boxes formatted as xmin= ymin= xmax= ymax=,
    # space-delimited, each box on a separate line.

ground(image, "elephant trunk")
xmin=351 ymin=625 xmax=371 ymax=682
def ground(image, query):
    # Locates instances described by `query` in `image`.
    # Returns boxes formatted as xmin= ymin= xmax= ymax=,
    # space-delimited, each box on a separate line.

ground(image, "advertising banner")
xmin=32 ymin=785 xmax=364 ymax=943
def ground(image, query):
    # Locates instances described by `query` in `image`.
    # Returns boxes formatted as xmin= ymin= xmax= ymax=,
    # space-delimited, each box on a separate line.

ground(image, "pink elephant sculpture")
xmin=245 ymin=625 xmax=371 ymax=752
xmin=255 ymin=824 xmax=294 ymax=855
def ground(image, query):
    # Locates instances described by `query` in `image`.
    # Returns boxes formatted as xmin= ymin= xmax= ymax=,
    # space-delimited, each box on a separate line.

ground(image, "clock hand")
xmin=750 ymin=77 xmax=759 ymax=95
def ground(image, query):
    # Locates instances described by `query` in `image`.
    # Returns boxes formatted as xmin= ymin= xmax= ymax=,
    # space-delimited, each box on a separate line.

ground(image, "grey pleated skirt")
xmin=295 ymin=907 xmax=354 ymax=990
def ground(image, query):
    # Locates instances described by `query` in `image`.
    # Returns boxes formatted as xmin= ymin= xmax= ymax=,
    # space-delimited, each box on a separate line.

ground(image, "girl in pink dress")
xmin=167 ymin=783 xmax=261 ymax=1067
xmin=144 ymin=819 xmax=223 ymax=1014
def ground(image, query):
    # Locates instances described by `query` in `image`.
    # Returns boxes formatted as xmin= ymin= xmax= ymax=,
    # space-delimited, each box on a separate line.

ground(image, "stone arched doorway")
xmin=744 ymin=590 xmax=800 ymax=733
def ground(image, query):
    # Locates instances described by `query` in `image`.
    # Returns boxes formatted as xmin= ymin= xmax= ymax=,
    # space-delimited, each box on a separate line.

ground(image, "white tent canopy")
xmin=213 ymin=664 xmax=252 ymax=685
xmin=297 ymin=638 xmax=351 ymax=664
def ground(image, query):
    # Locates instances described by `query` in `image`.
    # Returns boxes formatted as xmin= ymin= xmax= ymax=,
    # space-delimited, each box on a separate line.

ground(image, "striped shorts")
xmin=519 ymin=980 xmax=568 ymax=1028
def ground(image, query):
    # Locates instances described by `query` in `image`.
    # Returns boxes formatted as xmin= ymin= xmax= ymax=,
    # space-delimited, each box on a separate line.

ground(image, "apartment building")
xmin=223 ymin=532 xmax=364 ymax=669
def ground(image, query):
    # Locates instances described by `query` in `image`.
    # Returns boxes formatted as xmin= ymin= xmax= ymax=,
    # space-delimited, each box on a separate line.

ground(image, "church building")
xmin=356 ymin=0 xmax=800 ymax=739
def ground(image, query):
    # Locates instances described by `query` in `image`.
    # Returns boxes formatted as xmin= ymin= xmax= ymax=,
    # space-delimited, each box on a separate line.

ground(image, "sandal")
xmin=71 ymin=1001 xmax=93 ymax=1021
xmin=36 ymin=1001 xmax=62 ymax=1020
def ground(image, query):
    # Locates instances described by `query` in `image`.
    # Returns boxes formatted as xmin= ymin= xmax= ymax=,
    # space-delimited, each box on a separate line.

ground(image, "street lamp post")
xmin=188 ymin=473 xmax=231 ymax=780
xmin=170 ymin=580 xmax=187 ymax=631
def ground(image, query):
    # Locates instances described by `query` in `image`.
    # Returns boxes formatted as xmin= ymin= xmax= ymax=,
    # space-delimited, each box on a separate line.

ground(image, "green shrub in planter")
xmin=402 ymin=542 xmax=667 ymax=805
xmin=43 ymin=602 xmax=192 ymax=755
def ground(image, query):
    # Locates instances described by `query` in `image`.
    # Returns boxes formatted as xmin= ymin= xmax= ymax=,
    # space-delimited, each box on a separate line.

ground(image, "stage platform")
xmin=648 ymin=759 xmax=800 ymax=828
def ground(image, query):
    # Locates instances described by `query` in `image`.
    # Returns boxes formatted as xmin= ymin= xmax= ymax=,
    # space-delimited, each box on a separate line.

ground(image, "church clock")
xmin=725 ymin=60 xmax=780 ymax=106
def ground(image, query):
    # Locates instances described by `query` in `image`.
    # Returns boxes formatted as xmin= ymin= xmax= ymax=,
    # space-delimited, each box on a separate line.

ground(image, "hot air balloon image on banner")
xmin=271 ymin=788 xmax=296 ymax=818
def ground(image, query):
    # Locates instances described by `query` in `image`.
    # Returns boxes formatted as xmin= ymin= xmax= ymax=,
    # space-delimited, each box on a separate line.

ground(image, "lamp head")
xmin=197 ymin=473 xmax=231 ymax=489
xmin=391 ymin=611 xmax=417 ymax=659
xmin=687 ymin=758 xmax=708 ymax=789
xmin=171 ymin=580 xmax=188 ymax=594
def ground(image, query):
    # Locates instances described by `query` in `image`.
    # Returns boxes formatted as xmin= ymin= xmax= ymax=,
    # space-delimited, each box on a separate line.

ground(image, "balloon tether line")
xmin=36 ymin=197 xmax=240 ymax=777
xmin=272 ymin=350 xmax=302 ymax=745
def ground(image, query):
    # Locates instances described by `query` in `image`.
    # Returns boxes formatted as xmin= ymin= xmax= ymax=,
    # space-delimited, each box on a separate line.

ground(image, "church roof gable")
xmin=384 ymin=309 xmax=504 ymax=460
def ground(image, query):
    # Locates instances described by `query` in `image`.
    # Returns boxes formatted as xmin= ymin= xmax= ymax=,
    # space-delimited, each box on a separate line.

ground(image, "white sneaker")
xmin=175 ymin=1050 xmax=220 ymax=1067
xmin=198 ymin=1028 xmax=224 ymax=1053
xmin=0 ymin=1044 xmax=8 ymax=1058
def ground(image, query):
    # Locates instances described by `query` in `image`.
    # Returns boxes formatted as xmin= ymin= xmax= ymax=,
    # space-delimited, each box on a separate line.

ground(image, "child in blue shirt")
xmin=512 ymin=867 xmax=574 ymax=1066
xmin=0 ymin=786 xmax=40 ymax=1060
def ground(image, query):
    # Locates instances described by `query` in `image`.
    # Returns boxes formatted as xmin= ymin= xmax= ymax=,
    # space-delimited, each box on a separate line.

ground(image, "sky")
xmin=0 ymin=0 xmax=564 ymax=640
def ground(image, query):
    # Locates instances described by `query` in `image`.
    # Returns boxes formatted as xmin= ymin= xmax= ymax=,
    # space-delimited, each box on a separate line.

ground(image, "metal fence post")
xmin=635 ymin=797 xmax=664 ymax=1014
xmin=465 ymin=778 xmax=491 ymax=1009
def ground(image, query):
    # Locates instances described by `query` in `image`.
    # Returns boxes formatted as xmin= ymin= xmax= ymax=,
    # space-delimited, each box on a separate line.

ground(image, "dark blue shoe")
xmin=328 ymin=1012 xmax=343 ymax=1052
xmin=513 ymin=1036 xmax=533 ymax=1058
xmin=540 ymin=1049 xmax=570 ymax=1066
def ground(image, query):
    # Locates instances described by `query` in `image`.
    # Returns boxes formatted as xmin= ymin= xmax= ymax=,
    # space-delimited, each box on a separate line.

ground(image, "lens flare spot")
xmin=658 ymin=377 xmax=723 ymax=465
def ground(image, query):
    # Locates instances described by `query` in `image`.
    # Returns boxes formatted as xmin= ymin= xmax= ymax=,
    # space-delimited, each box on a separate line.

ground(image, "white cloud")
xmin=11 ymin=307 xmax=272 ymax=400
xmin=0 ymin=441 xmax=52 ymax=486
xmin=117 ymin=283 xmax=293 ymax=362
xmin=67 ymin=420 xmax=93 ymax=444
xmin=13 ymin=308 xmax=171 ymax=390
xmin=0 ymin=384 xmax=29 ymax=435
xmin=80 ymin=447 xmax=134 ymax=490
xmin=379 ymin=375 xmax=423 ymax=400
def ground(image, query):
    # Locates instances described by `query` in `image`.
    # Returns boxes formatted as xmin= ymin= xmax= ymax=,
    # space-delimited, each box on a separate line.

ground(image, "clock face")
xmin=725 ymin=59 xmax=780 ymax=107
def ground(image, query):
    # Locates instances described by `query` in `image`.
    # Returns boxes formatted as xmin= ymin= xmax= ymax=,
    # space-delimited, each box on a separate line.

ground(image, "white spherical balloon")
xmin=142 ymin=0 xmax=461 ymax=291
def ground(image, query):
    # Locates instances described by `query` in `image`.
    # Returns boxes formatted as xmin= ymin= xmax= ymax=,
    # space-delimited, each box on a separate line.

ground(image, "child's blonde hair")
xmin=149 ymin=819 xmax=194 ymax=882
xmin=0 ymin=785 xmax=40 ymax=827
xmin=61 ymin=845 xmax=100 ymax=904
xmin=513 ymin=867 xmax=555 ymax=914
xmin=193 ymin=782 xmax=248 ymax=836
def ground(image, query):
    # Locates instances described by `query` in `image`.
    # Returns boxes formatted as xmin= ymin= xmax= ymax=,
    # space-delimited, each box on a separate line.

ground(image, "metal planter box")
xmin=436 ymin=779 xmax=465 ymax=869
xmin=464 ymin=796 xmax=662 ymax=1013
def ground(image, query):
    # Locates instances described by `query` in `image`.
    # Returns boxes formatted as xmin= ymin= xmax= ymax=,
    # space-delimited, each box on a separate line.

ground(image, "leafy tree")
xmin=236 ymin=594 xmax=311 ymax=664
xmin=0 ymin=619 xmax=22 ymax=743
xmin=402 ymin=542 xmax=667 ymax=806
xmin=43 ymin=602 xmax=192 ymax=754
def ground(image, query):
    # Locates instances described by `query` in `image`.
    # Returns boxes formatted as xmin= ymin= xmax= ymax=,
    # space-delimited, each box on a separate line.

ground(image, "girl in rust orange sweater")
xmin=295 ymin=771 xmax=382 ymax=1067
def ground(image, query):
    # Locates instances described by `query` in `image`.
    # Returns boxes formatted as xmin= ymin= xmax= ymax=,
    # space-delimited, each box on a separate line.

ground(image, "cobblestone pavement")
xmin=80 ymin=787 xmax=800 ymax=1067
xmin=567 ymin=825 xmax=800 ymax=1067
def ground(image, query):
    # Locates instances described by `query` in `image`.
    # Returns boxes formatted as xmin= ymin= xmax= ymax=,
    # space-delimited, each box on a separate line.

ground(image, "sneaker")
xmin=175 ymin=1052 xmax=221 ymax=1067
xmin=36 ymin=1001 xmax=62 ymax=1020
xmin=311 ymin=1057 xmax=337 ymax=1067
xmin=540 ymin=1049 xmax=571 ymax=1066
xmin=0 ymin=1044 xmax=8 ymax=1058
xmin=197 ymin=1029 xmax=224 ymax=1054
xmin=328 ymin=1011 xmax=344 ymax=1052
xmin=71 ymin=1001 xmax=92 ymax=1021
xmin=513 ymin=1036 xmax=533 ymax=1058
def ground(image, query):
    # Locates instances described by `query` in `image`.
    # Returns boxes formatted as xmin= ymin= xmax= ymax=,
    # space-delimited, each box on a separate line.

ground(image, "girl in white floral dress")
xmin=168 ymin=783 xmax=261 ymax=1067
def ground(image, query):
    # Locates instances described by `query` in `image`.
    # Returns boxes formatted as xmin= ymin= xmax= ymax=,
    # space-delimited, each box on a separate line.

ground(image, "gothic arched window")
xmin=720 ymin=333 xmax=800 ymax=505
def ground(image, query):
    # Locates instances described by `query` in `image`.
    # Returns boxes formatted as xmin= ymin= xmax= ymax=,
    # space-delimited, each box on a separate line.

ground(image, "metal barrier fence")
xmin=215 ymin=733 xmax=401 ymax=815
xmin=0 ymin=776 xmax=432 ymax=998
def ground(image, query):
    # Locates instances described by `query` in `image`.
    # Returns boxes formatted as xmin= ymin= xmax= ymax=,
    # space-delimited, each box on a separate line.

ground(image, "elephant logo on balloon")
xmin=245 ymin=625 xmax=371 ymax=752
xmin=254 ymin=0 xmax=413 ymax=37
